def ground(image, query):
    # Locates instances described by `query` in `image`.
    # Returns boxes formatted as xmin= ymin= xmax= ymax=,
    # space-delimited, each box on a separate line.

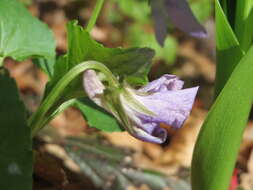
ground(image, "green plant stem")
xmin=86 ymin=0 xmax=105 ymax=32
xmin=0 ymin=57 xmax=4 ymax=67
xmin=38 ymin=99 xmax=77 ymax=131
xmin=28 ymin=61 xmax=118 ymax=137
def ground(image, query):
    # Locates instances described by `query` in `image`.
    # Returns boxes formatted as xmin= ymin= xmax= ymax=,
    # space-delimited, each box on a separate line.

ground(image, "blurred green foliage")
xmin=108 ymin=0 xmax=212 ymax=65
xmin=127 ymin=23 xmax=178 ymax=63
xmin=18 ymin=0 xmax=32 ymax=5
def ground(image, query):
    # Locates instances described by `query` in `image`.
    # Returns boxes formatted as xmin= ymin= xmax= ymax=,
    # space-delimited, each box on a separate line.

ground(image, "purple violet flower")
xmin=83 ymin=70 xmax=198 ymax=144
xmin=150 ymin=0 xmax=207 ymax=46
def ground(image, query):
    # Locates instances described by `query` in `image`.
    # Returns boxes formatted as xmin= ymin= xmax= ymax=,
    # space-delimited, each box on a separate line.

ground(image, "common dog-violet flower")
xmin=83 ymin=70 xmax=198 ymax=144
xmin=150 ymin=0 xmax=207 ymax=46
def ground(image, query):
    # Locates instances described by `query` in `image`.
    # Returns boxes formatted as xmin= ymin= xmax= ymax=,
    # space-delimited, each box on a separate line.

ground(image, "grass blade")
xmin=215 ymin=0 xmax=244 ymax=96
xmin=235 ymin=0 xmax=253 ymax=51
xmin=191 ymin=45 xmax=253 ymax=190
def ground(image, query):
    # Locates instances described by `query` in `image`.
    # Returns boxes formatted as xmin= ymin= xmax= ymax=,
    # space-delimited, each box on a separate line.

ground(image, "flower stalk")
xmin=28 ymin=61 xmax=118 ymax=137
xmin=86 ymin=0 xmax=105 ymax=32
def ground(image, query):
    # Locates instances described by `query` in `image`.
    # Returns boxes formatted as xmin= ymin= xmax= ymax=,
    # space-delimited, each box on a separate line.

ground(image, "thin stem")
xmin=0 ymin=57 xmax=4 ymax=67
xmin=28 ymin=60 xmax=118 ymax=137
xmin=86 ymin=0 xmax=105 ymax=32
xmin=38 ymin=99 xmax=77 ymax=131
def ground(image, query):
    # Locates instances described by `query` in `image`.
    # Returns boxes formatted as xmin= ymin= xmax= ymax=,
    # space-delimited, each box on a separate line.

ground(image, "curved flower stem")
xmin=86 ymin=0 xmax=105 ymax=32
xmin=28 ymin=60 xmax=118 ymax=137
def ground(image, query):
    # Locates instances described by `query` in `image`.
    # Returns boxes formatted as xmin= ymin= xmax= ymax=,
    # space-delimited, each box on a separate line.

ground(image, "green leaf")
xmin=33 ymin=57 xmax=55 ymax=79
xmin=74 ymin=98 xmax=122 ymax=132
xmin=48 ymin=55 xmax=68 ymax=85
xmin=0 ymin=68 xmax=32 ymax=190
xmin=219 ymin=0 xmax=228 ymax=15
xmin=0 ymin=0 xmax=55 ymax=63
xmin=219 ymin=0 xmax=236 ymax=28
xmin=234 ymin=0 xmax=253 ymax=51
xmin=191 ymin=46 xmax=253 ymax=190
xmin=215 ymin=0 xmax=244 ymax=97
xmin=47 ymin=21 xmax=154 ymax=96
xmin=64 ymin=136 xmax=190 ymax=190
xmin=66 ymin=21 xmax=154 ymax=86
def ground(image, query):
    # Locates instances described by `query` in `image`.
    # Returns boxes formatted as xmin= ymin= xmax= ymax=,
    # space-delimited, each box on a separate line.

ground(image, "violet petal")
xmin=150 ymin=0 xmax=168 ymax=46
xmin=139 ymin=74 xmax=184 ymax=93
xmin=165 ymin=0 xmax=207 ymax=38
xmin=133 ymin=123 xmax=168 ymax=144
xmin=83 ymin=70 xmax=105 ymax=106
xmin=135 ymin=87 xmax=199 ymax=128
xmin=121 ymin=101 xmax=167 ymax=144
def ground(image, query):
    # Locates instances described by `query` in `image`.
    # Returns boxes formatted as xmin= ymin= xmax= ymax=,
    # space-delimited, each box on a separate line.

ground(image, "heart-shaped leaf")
xmin=0 ymin=0 xmax=55 ymax=67
xmin=66 ymin=21 xmax=154 ymax=86
xmin=0 ymin=68 xmax=32 ymax=190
